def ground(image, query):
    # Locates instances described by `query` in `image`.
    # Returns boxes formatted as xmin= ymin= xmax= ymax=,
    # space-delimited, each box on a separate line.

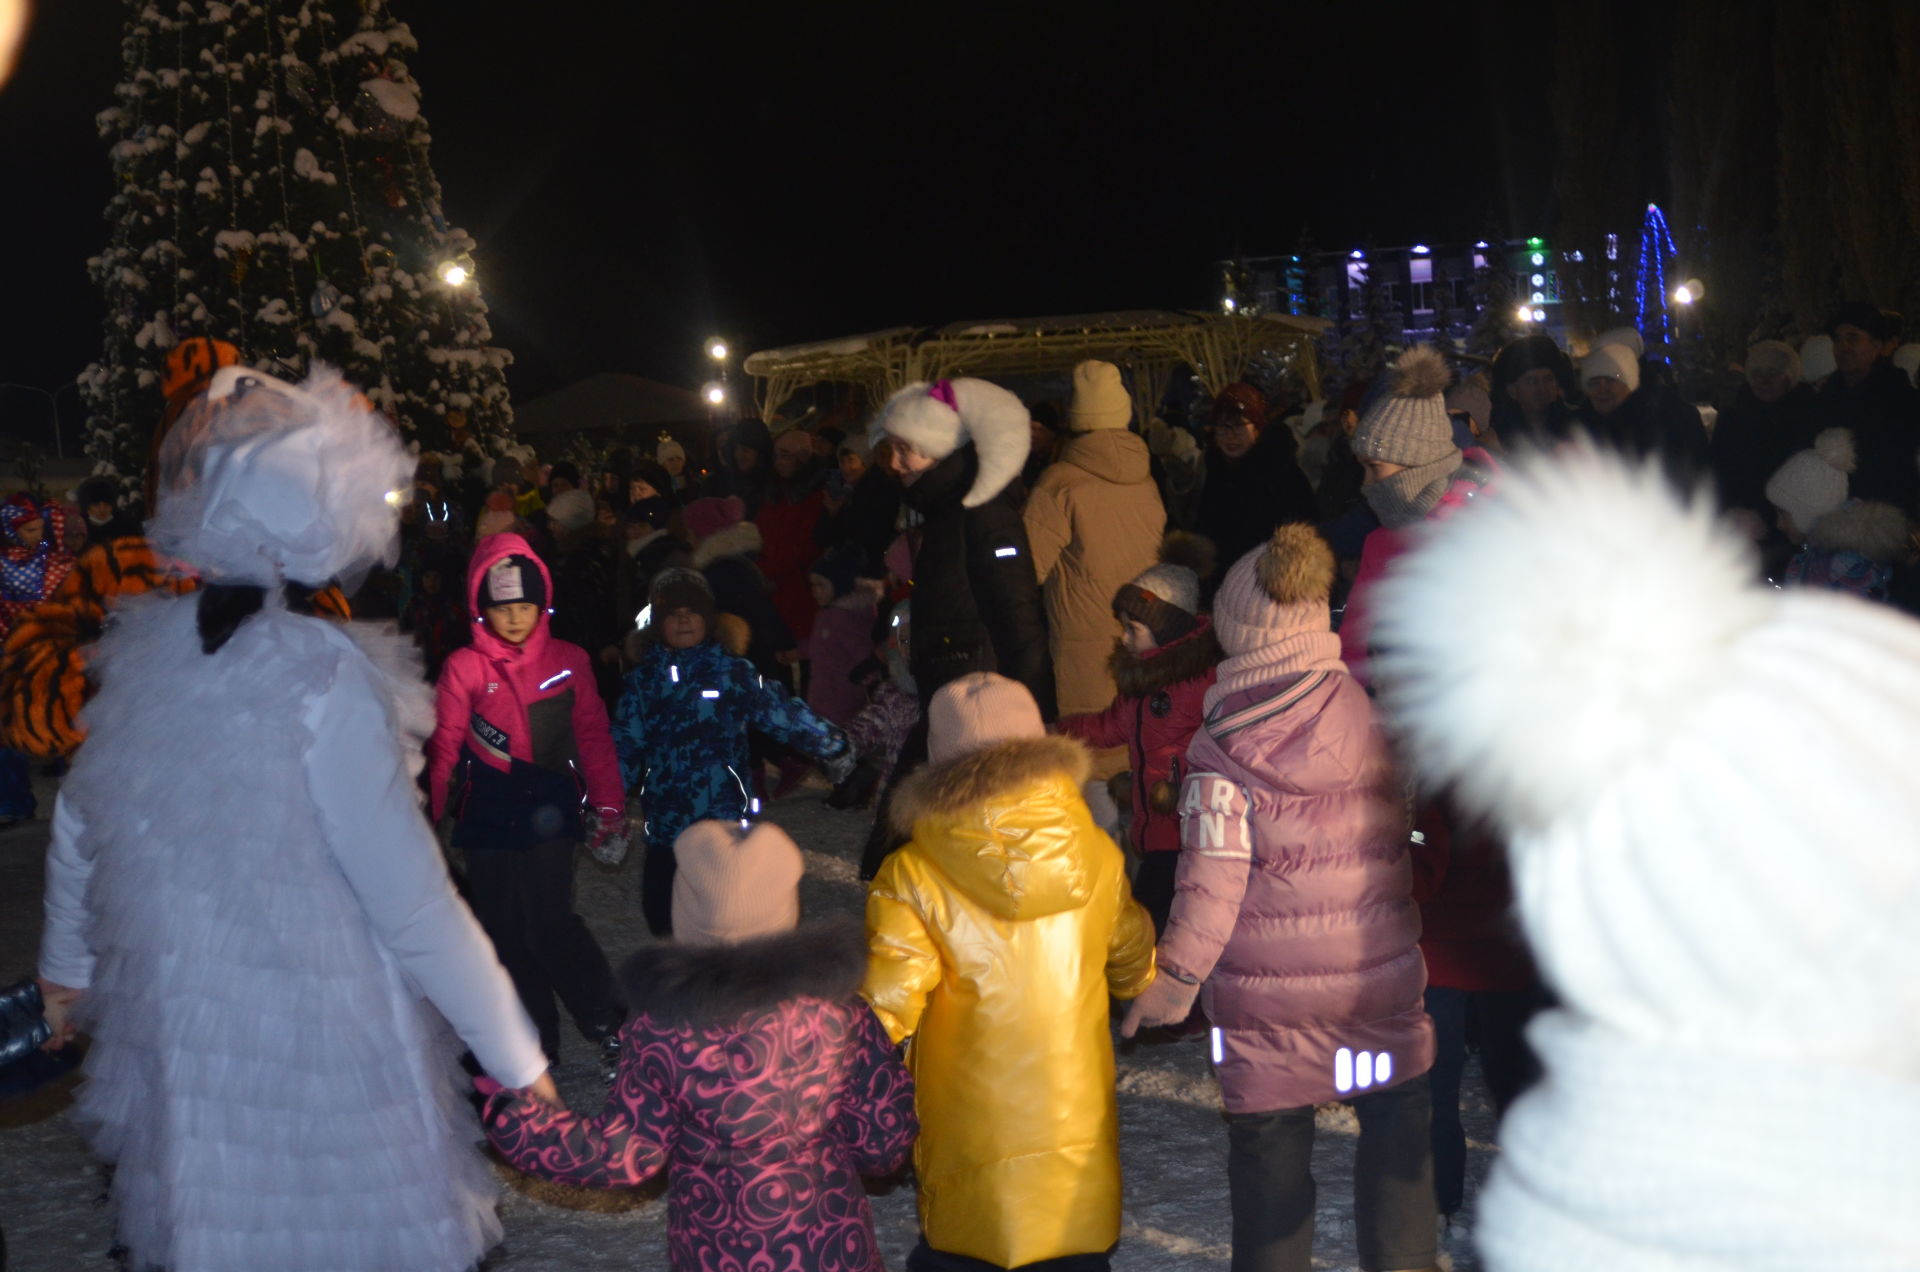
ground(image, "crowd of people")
xmin=2 ymin=300 xmax=1918 ymax=1272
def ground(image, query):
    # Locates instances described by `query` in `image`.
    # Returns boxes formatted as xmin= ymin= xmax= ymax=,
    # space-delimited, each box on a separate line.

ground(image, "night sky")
xmin=0 ymin=1 xmax=1554 ymax=412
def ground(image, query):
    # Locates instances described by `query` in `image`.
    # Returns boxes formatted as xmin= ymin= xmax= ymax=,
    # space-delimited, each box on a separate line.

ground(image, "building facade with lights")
xmin=1217 ymin=239 xmax=1579 ymax=347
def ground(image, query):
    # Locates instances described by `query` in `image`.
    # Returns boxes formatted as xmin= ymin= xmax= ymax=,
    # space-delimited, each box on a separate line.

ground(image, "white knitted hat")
xmin=655 ymin=434 xmax=687 ymax=465
xmin=1765 ymin=428 xmax=1855 ymax=534
xmin=1370 ymin=445 xmax=1920 ymax=1266
xmin=1799 ymin=333 xmax=1836 ymax=383
xmin=1579 ymin=343 xmax=1641 ymax=393
xmin=1593 ymin=325 xmax=1646 ymax=359
xmin=1745 ymin=339 xmax=1800 ymax=385
xmin=876 ymin=378 xmax=1032 ymax=508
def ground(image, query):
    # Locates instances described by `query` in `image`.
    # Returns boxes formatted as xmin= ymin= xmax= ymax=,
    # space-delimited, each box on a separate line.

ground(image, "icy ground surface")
xmin=0 ymin=769 xmax=1496 ymax=1270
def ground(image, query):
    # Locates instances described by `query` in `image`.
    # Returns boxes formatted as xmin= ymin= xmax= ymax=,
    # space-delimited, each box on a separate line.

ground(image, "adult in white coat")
xmin=37 ymin=366 xmax=555 ymax=1272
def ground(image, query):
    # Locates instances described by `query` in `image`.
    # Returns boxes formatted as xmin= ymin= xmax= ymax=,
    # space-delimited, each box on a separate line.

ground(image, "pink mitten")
xmin=588 ymin=807 xmax=630 ymax=866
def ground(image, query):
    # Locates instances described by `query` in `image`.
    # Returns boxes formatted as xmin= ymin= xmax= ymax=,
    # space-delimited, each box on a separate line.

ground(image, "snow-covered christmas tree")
xmin=82 ymin=0 xmax=512 ymax=493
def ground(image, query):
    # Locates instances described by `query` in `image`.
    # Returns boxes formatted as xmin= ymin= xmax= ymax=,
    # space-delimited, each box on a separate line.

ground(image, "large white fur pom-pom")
xmin=1369 ymin=446 xmax=1770 ymax=836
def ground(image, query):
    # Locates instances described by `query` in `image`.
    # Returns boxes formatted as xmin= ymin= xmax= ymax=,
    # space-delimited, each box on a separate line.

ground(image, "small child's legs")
xmin=465 ymin=840 xmax=621 ymax=1060
xmin=1226 ymin=1075 xmax=1436 ymax=1272
xmin=640 ymin=835 xmax=677 ymax=937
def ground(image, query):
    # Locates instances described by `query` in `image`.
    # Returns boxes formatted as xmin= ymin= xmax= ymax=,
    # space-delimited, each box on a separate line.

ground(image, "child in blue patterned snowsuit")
xmin=615 ymin=567 xmax=855 ymax=935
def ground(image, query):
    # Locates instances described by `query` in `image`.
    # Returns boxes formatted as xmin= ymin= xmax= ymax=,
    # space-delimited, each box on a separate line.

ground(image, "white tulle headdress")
xmin=149 ymin=364 xmax=413 ymax=589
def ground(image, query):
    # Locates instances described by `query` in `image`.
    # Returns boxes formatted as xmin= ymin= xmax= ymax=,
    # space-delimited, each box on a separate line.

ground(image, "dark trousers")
xmin=641 ymin=833 xmax=678 ymax=937
xmin=1132 ymin=851 xmax=1181 ymax=938
xmin=1226 ymin=1073 xmax=1436 ymax=1272
xmin=0 ymin=748 xmax=34 ymax=820
xmin=464 ymin=841 xmax=619 ymax=1061
xmin=1424 ymin=985 xmax=1544 ymax=1215
xmin=906 ymin=1239 xmax=1110 ymax=1272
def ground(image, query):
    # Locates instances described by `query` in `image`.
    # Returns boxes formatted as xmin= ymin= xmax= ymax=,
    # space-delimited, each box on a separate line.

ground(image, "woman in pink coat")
xmin=428 ymin=532 xmax=628 ymax=1063
xmin=1123 ymin=526 xmax=1438 ymax=1272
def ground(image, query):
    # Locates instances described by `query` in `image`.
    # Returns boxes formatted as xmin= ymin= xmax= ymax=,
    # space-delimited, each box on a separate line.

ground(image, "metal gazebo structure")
xmin=742 ymin=310 xmax=1328 ymax=425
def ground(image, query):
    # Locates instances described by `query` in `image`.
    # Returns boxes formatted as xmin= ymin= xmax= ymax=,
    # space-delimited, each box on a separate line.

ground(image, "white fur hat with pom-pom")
xmin=1765 ymin=427 xmax=1855 ymax=534
xmin=875 ymin=377 xmax=1032 ymax=508
xmin=1367 ymin=445 xmax=1920 ymax=1268
xmin=1374 ymin=441 xmax=1920 ymax=1272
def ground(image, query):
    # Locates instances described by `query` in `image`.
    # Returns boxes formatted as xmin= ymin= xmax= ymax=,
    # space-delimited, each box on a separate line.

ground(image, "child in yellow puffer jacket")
xmin=862 ymin=672 xmax=1157 ymax=1272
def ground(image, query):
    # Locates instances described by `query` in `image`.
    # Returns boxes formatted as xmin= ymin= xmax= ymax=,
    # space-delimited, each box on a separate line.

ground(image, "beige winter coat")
xmin=1024 ymin=430 xmax=1166 ymax=717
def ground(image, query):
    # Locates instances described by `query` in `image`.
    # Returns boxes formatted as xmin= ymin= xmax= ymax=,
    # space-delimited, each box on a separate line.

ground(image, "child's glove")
xmin=587 ymin=807 xmax=630 ymax=866
xmin=1119 ymin=970 xmax=1200 ymax=1039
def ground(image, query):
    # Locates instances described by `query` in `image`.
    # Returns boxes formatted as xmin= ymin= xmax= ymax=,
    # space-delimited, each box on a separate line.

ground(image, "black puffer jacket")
xmin=1814 ymin=359 xmax=1920 ymax=512
xmin=1197 ymin=430 xmax=1317 ymax=569
xmin=901 ymin=446 xmax=1056 ymax=719
xmin=1711 ymin=383 xmax=1819 ymax=515
xmin=1576 ymin=386 xmax=1712 ymax=490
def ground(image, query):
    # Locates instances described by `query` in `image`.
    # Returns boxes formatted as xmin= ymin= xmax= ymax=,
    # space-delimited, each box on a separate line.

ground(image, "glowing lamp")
xmin=702 ymin=381 xmax=727 ymax=406
xmin=1411 ymin=244 xmax=1430 ymax=255
xmin=1530 ymin=252 xmax=1545 ymax=267
xmin=1531 ymin=273 xmax=1546 ymax=286
xmin=1515 ymin=305 xmax=1534 ymax=324
xmin=436 ymin=252 xmax=475 ymax=287
xmin=706 ymin=338 xmax=729 ymax=361
xmin=1222 ymin=297 xmax=1237 ymax=313
xmin=1532 ymin=307 xmax=1547 ymax=322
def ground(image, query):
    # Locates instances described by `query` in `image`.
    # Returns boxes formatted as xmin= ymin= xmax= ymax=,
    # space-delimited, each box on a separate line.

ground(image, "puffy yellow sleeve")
xmin=861 ymin=850 xmax=944 ymax=1045
xmin=1104 ymin=862 xmax=1159 ymax=1001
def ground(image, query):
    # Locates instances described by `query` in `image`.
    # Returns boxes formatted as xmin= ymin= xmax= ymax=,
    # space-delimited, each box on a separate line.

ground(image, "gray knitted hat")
xmin=1351 ymin=346 xmax=1457 ymax=467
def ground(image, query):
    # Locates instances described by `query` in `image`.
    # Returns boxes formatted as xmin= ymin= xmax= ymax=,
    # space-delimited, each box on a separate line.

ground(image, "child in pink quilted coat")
xmin=480 ymin=820 xmax=915 ymax=1272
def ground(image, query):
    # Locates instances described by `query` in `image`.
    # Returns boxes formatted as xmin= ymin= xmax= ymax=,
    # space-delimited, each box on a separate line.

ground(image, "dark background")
xmin=0 ymin=1 xmax=1557 ymax=408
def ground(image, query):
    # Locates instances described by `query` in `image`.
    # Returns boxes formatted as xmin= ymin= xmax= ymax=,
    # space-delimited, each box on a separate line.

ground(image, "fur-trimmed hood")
xmin=619 ymin=919 xmax=867 ymax=1029
xmin=888 ymin=734 xmax=1095 ymax=920
xmin=1808 ymin=499 xmax=1912 ymax=564
xmin=691 ymin=520 xmax=764 ymax=569
xmin=1109 ymin=619 xmax=1222 ymax=699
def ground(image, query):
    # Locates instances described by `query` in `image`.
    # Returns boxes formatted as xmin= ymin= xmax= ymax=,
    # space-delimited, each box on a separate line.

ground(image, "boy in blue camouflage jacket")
xmin=615 ymin=568 xmax=855 ymax=935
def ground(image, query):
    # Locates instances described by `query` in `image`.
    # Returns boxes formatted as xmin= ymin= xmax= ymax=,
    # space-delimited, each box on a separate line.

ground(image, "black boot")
xmin=826 ymin=759 xmax=882 ymax=810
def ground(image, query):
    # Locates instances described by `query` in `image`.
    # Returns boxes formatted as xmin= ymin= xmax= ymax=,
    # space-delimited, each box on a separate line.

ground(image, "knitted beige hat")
xmin=1068 ymin=360 xmax=1132 ymax=431
xmin=927 ymin=672 xmax=1044 ymax=764
xmin=1351 ymin=345 xmax=1457 ymax=467
xmin=670 ymin=820 xmax=803 ymax=944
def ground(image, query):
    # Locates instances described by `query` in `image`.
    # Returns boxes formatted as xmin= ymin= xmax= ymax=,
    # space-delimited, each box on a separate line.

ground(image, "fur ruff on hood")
xmin=691 ymin=520 xmax=764 ymax=569
xmin=619 ymin=919 xmax=867 ymax=1029
xmin=1809 ymin=500 xmax=1912 ymax=564
xmin=890 ymin=734 xmax=1090 ymax=837
xmin=1108 ymin=622 xmax=1222 ymax=699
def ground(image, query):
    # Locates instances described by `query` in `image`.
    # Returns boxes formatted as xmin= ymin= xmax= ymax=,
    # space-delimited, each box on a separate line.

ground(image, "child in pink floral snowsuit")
xmin=480 ymin=820 xmax=915 ymax=1272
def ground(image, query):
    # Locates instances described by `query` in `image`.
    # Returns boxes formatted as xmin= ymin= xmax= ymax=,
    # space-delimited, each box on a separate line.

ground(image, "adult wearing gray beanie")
xmin=1341 ymin=346 xmax=1499 ymax=686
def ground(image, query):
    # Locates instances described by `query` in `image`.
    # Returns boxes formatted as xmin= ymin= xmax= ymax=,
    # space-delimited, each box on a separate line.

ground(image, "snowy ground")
xmin=0 ymin=768 xmax=1497 ymax=1270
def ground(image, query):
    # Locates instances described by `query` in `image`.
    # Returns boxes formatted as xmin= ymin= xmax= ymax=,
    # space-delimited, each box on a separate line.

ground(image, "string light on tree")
xmin=1635 ymin=203 xmax=1681 ymax=359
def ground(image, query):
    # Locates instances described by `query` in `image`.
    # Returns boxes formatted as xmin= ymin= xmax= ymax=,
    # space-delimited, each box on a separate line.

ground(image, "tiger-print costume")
xmin=0 ymin=535 xmax=349 ymax=758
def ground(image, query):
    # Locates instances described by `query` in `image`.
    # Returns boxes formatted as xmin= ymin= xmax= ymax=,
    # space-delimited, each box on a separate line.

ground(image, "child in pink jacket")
xmin=1123 ymin=526 xmax=1437 ymax=1272
xmin=428 ymin=533 xmax=627 ymax=1064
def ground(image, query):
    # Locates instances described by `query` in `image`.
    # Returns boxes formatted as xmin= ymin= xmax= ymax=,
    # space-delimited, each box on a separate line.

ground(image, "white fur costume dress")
xmin=38 ymin=368 xmax=546 ymax=1271
xmin=1369 ymin=449 xmax=1920 ymax=1270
